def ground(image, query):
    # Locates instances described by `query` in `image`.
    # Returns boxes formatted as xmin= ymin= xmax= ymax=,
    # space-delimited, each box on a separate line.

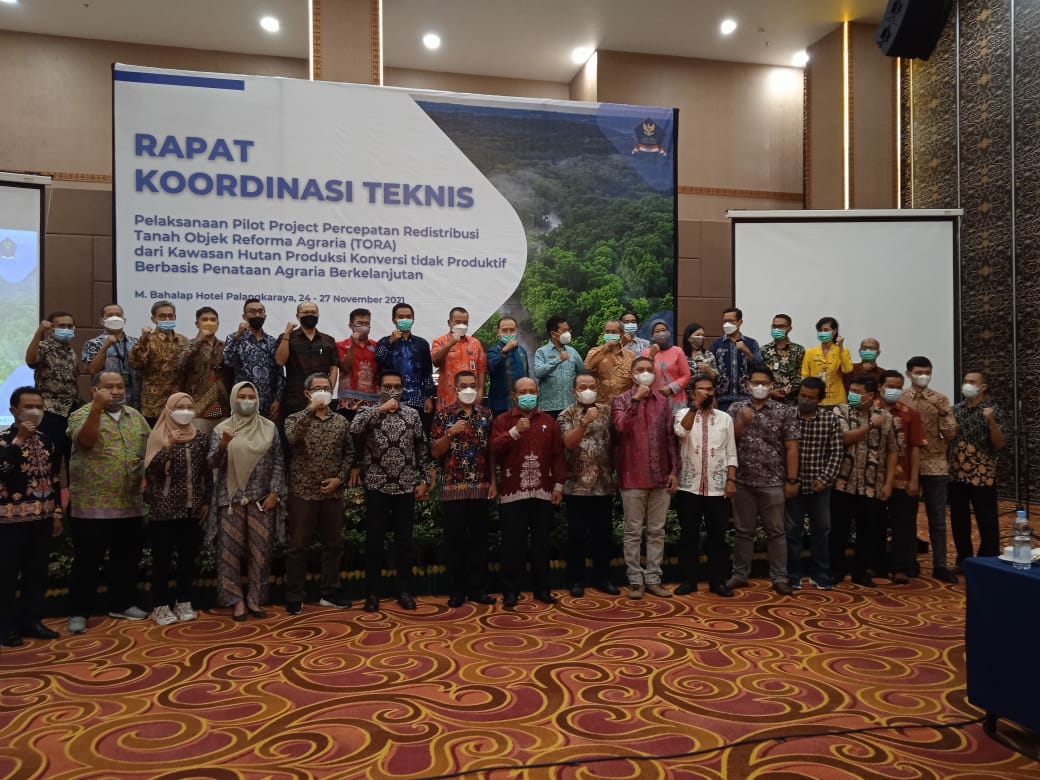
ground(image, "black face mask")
xmin=699 ymin=394 xmax=715 ymax=410
xmin=299 ymin=315 xmax=319 ymax=329
xmin=798 ymin=399 xmax=818 ymax=415
xmin=247 ymin=316 xmax=265 ymax=330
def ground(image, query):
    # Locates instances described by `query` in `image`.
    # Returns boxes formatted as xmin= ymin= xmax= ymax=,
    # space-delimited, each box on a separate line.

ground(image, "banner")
xmin=114 ymin=65 xmax=676 ymax=351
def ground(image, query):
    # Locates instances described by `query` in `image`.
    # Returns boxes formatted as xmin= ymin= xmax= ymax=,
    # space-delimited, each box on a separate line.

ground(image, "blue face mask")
xmin=623 ymin=322 xmax=638 ymax=335
xmin=817 ymin=331 xmax=833 ymax=343
xmin=53 ymin=328 xmax=75 ymax=343
xmin=517 ymin=393 xmax=538 ymax=411
xmin=604 ymin=333 xmax=621 ymax=343
xmin=771 ymin=328 xmax=787 ymax=341
xmin=847 ymin=392 xmax=862 ymax=407
xmin=157 ymin=321 xmax=177 ymax=332
xmin=396 ymin=318 xmax=413 ymax=332
xmin=882 ymin=388 xmax=903 ymax=403
xmin=860 ymin=349 xmax=878 ymax=362
xmin=499 ymin=333 xmax=517 ymax=344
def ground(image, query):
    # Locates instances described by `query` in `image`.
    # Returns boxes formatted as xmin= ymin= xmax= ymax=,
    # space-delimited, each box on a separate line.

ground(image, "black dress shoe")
xmin=363 ymin=594 xmax=380 ymax=613
xmin=397 ymin=592 xmax=417 ymax=610
xmin=502 ymin=592 xmax=519 ymax=608
xmin=597 ymin=581 xmax=620 ymax=596
xmin=248 ymin=607 xmax=269 ymax=619
xmin=232 ymin=611 xmax=248 ymax=623
xmin=933 ymin=567 xmax=959 ymax=584
xmin=569 ymin=583 xmax=585 ymax=597
xmin=673 ymin=582 xmax=696 ymax=596
xmin=468 ymin=592 xmax=497 ymax=605
xmin=447 ymin=593 xmax=466 ymax=608
xmin=285 ymin=600 xmax=302 ymax=616
xmin=533 ymin=589 xmax=557 ymax=605
xmin=852 ymin=575 xmax=877 ymax=588
xmin=2 ymin=630 xmax=24 ymax=647
xmin=709 ymin=583 xmax=734 ymax=598
xmin=21 ymin=622 xmax=59 ymax=640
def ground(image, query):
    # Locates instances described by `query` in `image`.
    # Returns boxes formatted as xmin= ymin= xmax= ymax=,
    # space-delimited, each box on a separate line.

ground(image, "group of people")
xmin=0 ymin=299 xmax=1007 ymax=648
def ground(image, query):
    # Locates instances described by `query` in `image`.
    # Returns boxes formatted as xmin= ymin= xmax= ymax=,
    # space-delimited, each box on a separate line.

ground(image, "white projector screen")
xmin=732 ymin=211 xmax=959 ymax=403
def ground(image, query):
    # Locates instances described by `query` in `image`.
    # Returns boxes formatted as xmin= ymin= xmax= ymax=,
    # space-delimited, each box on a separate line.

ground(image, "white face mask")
xmin=961 ymin=383 xmax=981 ymax=400
xmin=456 ymin=387 xmax=478 ymax=405
xmin=750 ymin=385 xmax=771 ymax=400
xmin=18 ymin=408 xmax=44 ymax=425
xmin=633 ymin=371 xmax=655 ymax=386
xmin=170 ymin=409 xmax=196 ymax=426
xmin=310 ymin=390 xmax=333 ymax=407
xmin=103 ymin=316 xmax=126 ymax=331
xmin=722 ymin=322 xmax=738 ymax=335
xmin=452 ymin=323 xmax=468 ymax=337
xmin=912 ymin=374 xmax=932 ymax=388
xmin=558 ymin=331 xmax=572 ymax=345
xmin=577 ymin=389 xmax=598 ymax=405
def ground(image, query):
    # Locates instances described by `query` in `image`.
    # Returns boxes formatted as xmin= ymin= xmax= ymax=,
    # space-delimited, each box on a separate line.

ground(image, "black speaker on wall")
xmin=875 ymin=0 xmax=954 ymax=60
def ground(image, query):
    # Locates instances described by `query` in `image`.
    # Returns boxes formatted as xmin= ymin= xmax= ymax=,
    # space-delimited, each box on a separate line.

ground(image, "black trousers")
xmin=887 ymin=488 xmax=919 ymax=574
xmin=564 ymin=494 xmax=615 ymax=586
xmin=0 ymin=518 xmax=51 ymax=632
xmin=949 ymin=481 xmax=1000 ymax=562
xmin=829 ymin=491 xmax=884 ymax=579
xmin=40 ymin=410 xmax=70 ymax=480
xmin=286 ymin=496 xmax=345 ymax=602
xmin=442 ymin=499 xmax=491 ymax=596
xmin=69 ymin=515 xmax=143 ymax=616
xmin=675 ymin=491 xmax=731 ymax=586
xmin=365 ymin=490 xmax=415 ymax=595
xmin=149 ymin=518 xmax=201 ymax=607
xmin=499 ymin=498 xmax=552 ymax=593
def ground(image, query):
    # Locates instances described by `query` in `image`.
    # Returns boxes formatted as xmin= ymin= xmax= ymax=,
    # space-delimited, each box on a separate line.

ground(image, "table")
xmin=964 ymin=556 xmax=1040 ymax=733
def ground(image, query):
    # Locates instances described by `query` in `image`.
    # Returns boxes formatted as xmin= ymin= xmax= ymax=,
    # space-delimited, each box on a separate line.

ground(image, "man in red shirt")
xmin=431 ymin=306 xmax=487 ymax=406
xmin=336 ymin=308 xmax=379 ymax=418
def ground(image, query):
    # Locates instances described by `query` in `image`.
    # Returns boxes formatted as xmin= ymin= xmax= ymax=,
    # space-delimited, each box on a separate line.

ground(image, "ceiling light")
xmin=260 ymin=16 xmax=280 ymax=33
xmin=0 ymin=0 xmax=19 ymax=5
xmin=720 ymin=19 xmax=737 ymax=35
xmin=571 ymin=46 xmax=594 ymax=65
xmin=423 ymin=32 xmax=441 ymax=50
xmin=792 ymin=50 xmax=810 ymax=67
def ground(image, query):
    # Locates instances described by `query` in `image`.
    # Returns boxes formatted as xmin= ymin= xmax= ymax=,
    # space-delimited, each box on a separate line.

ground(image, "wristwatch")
xmin=786 ymin=478 xmax=800 ymax=485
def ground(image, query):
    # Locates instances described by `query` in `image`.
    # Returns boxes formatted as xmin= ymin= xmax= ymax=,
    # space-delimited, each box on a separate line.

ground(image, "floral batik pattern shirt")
xmin=949 ymin=400 xmax=1007 ymax=487
xmin=431 ymin=403 xmax=493 ymax=501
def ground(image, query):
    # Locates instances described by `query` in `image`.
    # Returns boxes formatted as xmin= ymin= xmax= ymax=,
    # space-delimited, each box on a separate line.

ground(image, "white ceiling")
xmin=0 ymin=0 xmax=889 ymax=82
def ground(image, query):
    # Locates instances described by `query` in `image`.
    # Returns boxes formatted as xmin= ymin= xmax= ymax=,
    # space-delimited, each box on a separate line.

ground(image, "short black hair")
xmin=773 ymin=313 xmax=792 ymax=326
xmin=449 ymin=306 xmax=468 ymax=319
xmin=47 ymin=310 xmax=75 ymax=323
xmin=573 ymin=373 xmax=598 ymax=388
xmin=849 ymin=375 xmax=878 ymax=393
xmin=622 ymin=310 xmax=639 ymax=321
xmin=964 ymin=369 xmax=989 ymax=384
xmin=378 ymin=370 xmax=403 ymax=385
xmin=632 ymin=356 xmax=654 ymax=371
xmin=195 ymin=306 xmax=218 ymax=320
xmin=689 ymin=372 xmax=716 ymax=389
xmin=880 ymin=369 xmax=904 ymax=385
xmin=748 ymin=363 xmax=773 ymax=382
xmin=800 ymin=376 xmax=825 ymax=400
xmin=723 ymin=306 xmax=743 ymax=320
xmin=906 ymin=355 xmax=933 ymax=371
xmin=546 ymin=315 xmax=567 ymax=335
xmin=349 ymin=308 xmax=371 ymax=322
xmin=391 ymin=302 xmax=414 ymax=319
xmin=9 ymin=386 xmax=42 ymax=408
xmin=497 ymin=316 xmax=517 ymax=328
xmin=242 ymin=298 xmax=262 ymax=312
xmin=815 ymin=316 xmax=839 ymax=332
xmin=454 ymin=370 xmax=477 ymax=385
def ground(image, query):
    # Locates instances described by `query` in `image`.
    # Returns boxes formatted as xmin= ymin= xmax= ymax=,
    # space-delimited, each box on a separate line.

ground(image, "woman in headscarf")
xmin=207 ymin=381 xmax=285 ymax=621
xmin=641 ymin=318 xmax=691 ymax=411
xmin=144 ymin=392 xmax=212 ymax=626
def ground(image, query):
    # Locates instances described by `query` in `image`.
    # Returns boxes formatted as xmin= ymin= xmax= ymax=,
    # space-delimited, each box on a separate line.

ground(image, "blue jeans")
xmin=785 ymin=488 xmax=831 ymax=583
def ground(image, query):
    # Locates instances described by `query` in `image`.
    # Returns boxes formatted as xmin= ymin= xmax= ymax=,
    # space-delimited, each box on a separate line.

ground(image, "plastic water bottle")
xmin=1013 ymin=510 xmax=1032 ymax=570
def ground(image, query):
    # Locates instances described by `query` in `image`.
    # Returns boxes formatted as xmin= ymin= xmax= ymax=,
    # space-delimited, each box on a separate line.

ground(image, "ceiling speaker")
xmin=875 ymin=0 xmax=954 ymax=60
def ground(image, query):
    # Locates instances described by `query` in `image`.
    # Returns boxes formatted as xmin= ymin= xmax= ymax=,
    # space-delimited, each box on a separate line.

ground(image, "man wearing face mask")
xmin=65 ymin=372 xmax=151 ymax=634
xmin=176 ymin=306 xmax=229 ymax=436
xmin=727 ymin=365 xmax=800 ymax=596
xmin=558 ymin=373 xmax=619 ymax=598
xmin=283 ymin=373 xmax=355 ymax=615
xmin=902 ymin=356 xmax=959 ymax=583
xmin=673 ymin=374 xmax=737 ymax=598
xmin=0 ymin=388 xmax=63 ymax=646
xmin=129 ymin=300 xmax=187 ymax=425
xmin=25 ymin=310 xmax=79 ymax=474
xmin=830 ymin=376 xmax=898 ymax=587
xmin=375 ymin=302 xmax=436 ymax=431
xmin=584 ymin=319 xmax=634 ymax=405
xmin=534 ymin=315 xmax=584 ymax=418
xmin=432 ymin=307 xmax=487 ymax=407
xmin=223 ymin=299 xmax=284 ymax=420
xmin=336 ymin=308 xmax=379 ymax=419
xmin=620 ymin=311 xmax=651 ymax=356
xmin=761 ymin=314 xmax=804 ymax=405
xmin=711 ymin=307 xmax=762 ymax=411
xmin=642 ymin=318 xmax=691 ymax=412
xmin=485 ymin=316 xmax=529 ymax=417
xmin=948 ymin=370 xmax=1007 ymax=567
xmin=612 ymin=356 xmax=680 ymax=599
xmin=84 ymin=304 xmax=142 ymax=411
xmin=275 ymin=302 xmax=340 ymax=420
xmin=490 ymin=377 xmax=565 ymax=607
xmin=431 ymin=371 xmax=496 ymax=607
xmin=845 ymin=338 xmax=885 ymax=391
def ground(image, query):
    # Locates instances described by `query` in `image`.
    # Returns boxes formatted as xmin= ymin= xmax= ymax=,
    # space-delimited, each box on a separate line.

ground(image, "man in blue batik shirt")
xmin=375 ymin=302 xmax=436 ymax=431
xmin=711 ymin=306 xmax=762 ymax=411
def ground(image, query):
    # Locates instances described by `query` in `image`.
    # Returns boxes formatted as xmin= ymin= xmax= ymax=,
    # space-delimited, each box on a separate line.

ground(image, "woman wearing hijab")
xmin=208 ymin=381 xmax=286 ymax=621
xmin=144 ymin=392 xmax=212 ymax=626
xmin=641 ymin=318 xmax=691 ymax=411
xmin=681 ymin=322 xmax=717 ymax=377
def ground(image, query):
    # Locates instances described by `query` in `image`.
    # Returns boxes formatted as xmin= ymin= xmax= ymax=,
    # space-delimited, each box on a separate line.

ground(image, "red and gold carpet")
xmin=2 ymin=573 xmax=1039 ymax=779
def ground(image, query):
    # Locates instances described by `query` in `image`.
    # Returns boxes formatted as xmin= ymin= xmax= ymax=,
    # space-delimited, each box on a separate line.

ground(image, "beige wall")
xmin=384 ymin=67 xmax=568 ymax=99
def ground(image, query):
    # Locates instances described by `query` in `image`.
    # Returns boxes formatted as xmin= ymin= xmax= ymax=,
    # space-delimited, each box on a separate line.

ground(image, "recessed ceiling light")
xmin=260 ymin=16 xmax=280 ymax=33
xmin=792 ymin=50 xmax=810 ymax=67
xmin=0 ymin=0 xmax=20 ymax=6
xmin=571 ymin=45 xmax=594 ymax=65
xmin=423 ymin=32 xmax=441 ymax=50
xmin=720 ymin=19 xmax=737 ymax=35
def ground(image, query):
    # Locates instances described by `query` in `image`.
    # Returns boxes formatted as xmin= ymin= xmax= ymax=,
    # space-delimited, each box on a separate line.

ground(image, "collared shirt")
xmin=276 ymin=329 xmax=340 ymax=414
xmin=143 ymin=431 xmax=212 ymax=520
xmin=82 ymin=333 xmax=142 ymax=410
xmin=351 ymin=404 xmax=431 ymax=495
xmin=886 ymin=401 xmax=926 ymax=489
xmin=832 ymin=404 xmax=898 ymax=497
xmin=430 ymin=402 xmax=493 ymax=501
xmin=557 ymin=402 xmax=616 ymax=496
xmin=949 ymin=400 xmax=1007 ymax=487
xmin=177 ymin=336 xmax=229 ymax=420
xmin=489 ymin=408 xmax=566 ymax=503
xmin=129 ymin=330 xmax=188 ymax=418
xmin=903 ymin=387 xmax=957 ymax=476
xmin=801 ymin=345 xmax=853 ymax=407
xmin=844 ymin=362 xmax=885 ymax=391
xmin=686 ymin=349 xmax=718 ymax=377
xmin=486 ymin=342 xmax=529 ymax=414
xmin=336 ymin=337 xmax=380 ymax=407
xmin=641 ymin=345 xmax=692 ymax=410
xmin=761 ymin=340 xmax=806 ymax=402
xmin=67 ymin=404 xmax=150 ymax=518
xmin=533 ymin=342 xmax=584 ymax=412
xmin=612 ymin=386 xmax=679 ymax=490
xmin=431 ymin=334 xmax=487 ymax=405
xmin=222 ymin=329 xmax=284 ymax=416
xmin=208 ymin=429 xmax=286 ymax=506
xmin=375 ymin=334 xmax=435 ymax=411
xmin=711 ymin=335 xmax=763 ymax=406
xmin=0 ymin=429 xmax=61 ymax=524
xmin=34 ymin=338 xmax=80 ymax=416
xmin=584 ymin=344 xmax=634 ymax=405
xmin=728 ymin=399 xmax=799 ymax=487
xmin=622 ymin=335 xmax=651 ymax=355
xmin=794 ymin=408 xmax=844 ymax=492
xmin=674 ymin=407 xmax=738 ymax=497
xmin=284 ymin=409 xmax=354 ymax=500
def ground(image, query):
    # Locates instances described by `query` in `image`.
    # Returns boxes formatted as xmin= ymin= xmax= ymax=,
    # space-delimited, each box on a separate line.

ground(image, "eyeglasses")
xmin=381 ymin=385 xmax=403 ymax=391
xmin=245 ymin=308 xmax=266 ymax=315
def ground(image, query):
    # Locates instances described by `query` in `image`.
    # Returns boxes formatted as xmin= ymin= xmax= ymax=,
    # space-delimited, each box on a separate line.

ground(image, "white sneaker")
xmin=109 ymin=606 xmax=149 ymax=621
xmin=151 ymin=605 xmax=178 ymax=626
xmin=173 ymin=601 xmax=197 ymax=621
xmin=67 ymin=616 xmax=87 ymax=634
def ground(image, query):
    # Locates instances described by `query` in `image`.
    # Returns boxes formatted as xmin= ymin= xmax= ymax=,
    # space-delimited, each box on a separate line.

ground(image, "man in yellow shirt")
xmin=801 ymin=316 xmax=853 ymax=407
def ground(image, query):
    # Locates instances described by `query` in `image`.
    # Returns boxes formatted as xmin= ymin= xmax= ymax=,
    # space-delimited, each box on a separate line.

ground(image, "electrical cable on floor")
xmin=416 ymin=716 xmax=992 ymax=779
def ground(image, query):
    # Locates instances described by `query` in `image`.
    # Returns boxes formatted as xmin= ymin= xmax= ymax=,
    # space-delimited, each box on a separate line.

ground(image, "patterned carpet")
xmin=2 ymin=571 xmax=1039 ymax=779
